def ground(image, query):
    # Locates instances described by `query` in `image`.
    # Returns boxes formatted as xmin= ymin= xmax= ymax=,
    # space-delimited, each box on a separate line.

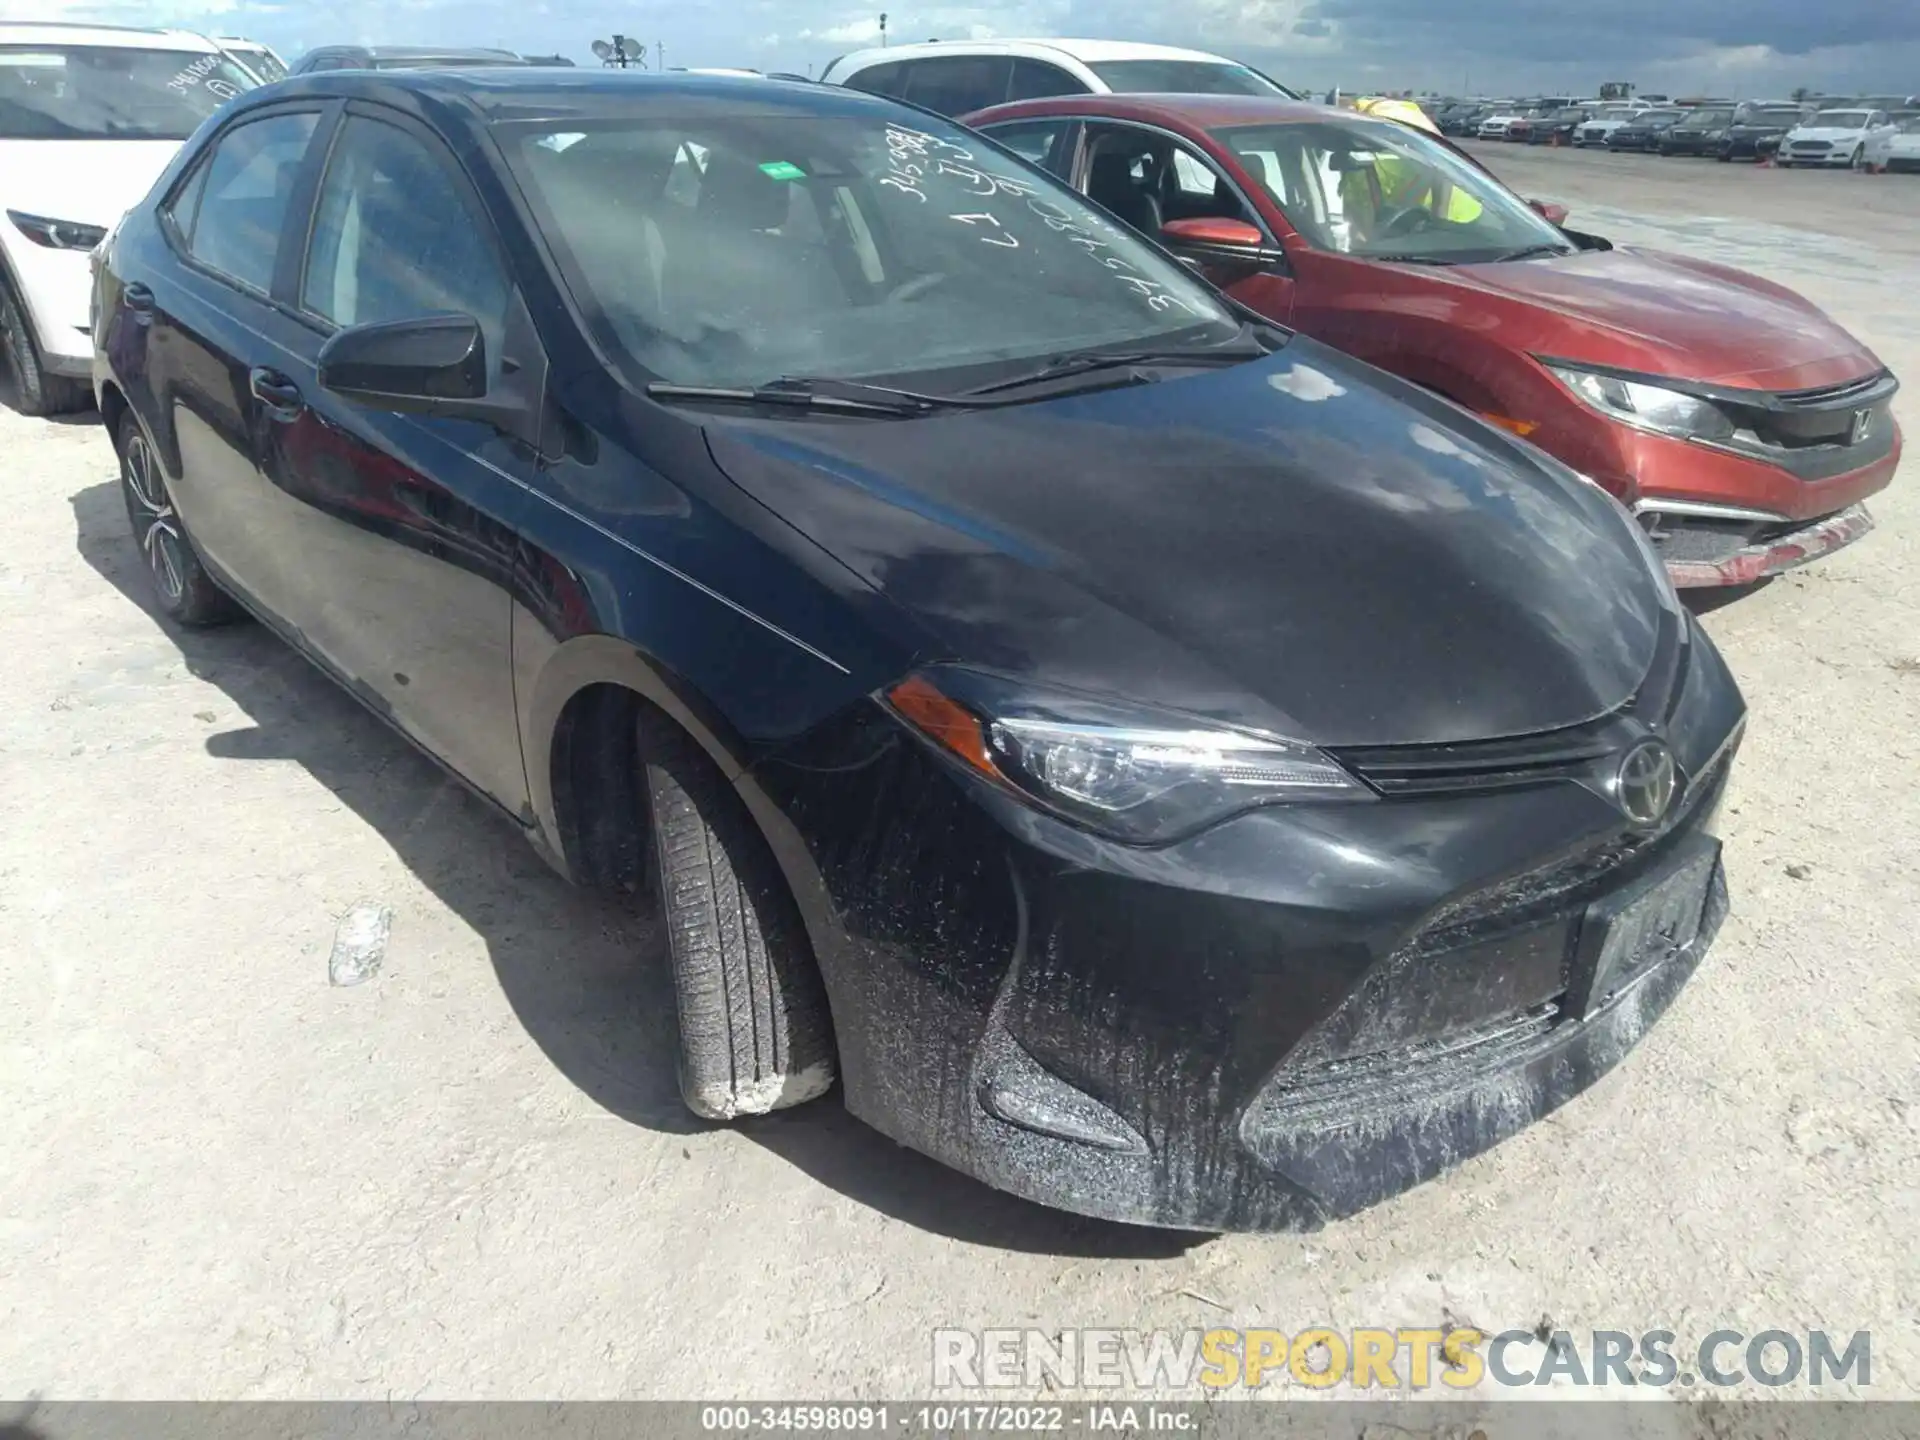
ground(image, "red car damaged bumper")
xmin=1649 ymin=503 xmax=1875 ymax=587
xmin=1537 ymin=392 xmax=1901 ymax=589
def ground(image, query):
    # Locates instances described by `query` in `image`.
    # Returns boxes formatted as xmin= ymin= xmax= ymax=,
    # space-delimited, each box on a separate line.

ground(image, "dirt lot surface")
xmin=3 ymin=146 xmax=1917 ymax=1408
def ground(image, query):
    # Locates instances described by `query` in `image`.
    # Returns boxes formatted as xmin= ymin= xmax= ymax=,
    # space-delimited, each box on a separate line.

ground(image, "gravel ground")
xmin=2 ymin=147 xmax=1917 ymax=1409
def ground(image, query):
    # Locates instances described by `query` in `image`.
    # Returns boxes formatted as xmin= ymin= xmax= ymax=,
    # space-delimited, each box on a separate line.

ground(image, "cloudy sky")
xmin=6 ymin=0 xmax=1917 ymax=97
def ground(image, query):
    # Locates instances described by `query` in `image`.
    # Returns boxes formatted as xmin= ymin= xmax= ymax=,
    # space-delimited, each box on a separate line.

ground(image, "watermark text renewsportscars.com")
xmin=933 ymin=1327 xmax=1871 ymax=1391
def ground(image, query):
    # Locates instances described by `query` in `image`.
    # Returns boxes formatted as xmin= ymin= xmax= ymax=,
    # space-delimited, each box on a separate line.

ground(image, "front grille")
xmin=1777 ymin=374 xmax=1886 ymax=408
xmin=1793 ymin=141 xmax=1831 ymax=152
xmin=1335 ymin=614 xmax=1687 ymax=799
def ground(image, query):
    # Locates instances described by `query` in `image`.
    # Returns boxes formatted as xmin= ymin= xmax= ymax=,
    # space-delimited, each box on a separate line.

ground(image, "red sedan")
xmin=964 ymin=94 xmax=1899 ymax=587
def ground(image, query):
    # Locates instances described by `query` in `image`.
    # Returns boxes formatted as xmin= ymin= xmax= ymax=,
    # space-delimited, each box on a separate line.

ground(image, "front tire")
xmin=1850 ymin=145 xmax=1866 ymax=171
xmin=0 ymin=277 xmax=90 ymax=418
xmin=115 ymin=410 xmax=237 ymax=626
xmin=641 ymin=707 xmax=836 ymax=1120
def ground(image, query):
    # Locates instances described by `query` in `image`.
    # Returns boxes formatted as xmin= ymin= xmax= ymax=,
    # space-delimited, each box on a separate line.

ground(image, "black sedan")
xmin=1524 ymin=106 xmax=1590 ymax=145
xmin=92 ymin=69 xmax=1744 ymax=1232
xmin=1659 ymin=107 xmax=1736 ymax=155
xmin=1607 ymin=108 xmax=1686 ymax=151
xmin=1719 ymin=106 xmax=1807 ymax=160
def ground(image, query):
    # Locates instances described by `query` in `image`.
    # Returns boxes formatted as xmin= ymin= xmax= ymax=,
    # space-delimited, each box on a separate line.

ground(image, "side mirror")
xmin=1159 ymin=217 xmax=1286 ymax=272
xmin=1530 ymin=199 xmax=1570 ymax=226
xmin=317 ymin=312 xmax=500 ymax=417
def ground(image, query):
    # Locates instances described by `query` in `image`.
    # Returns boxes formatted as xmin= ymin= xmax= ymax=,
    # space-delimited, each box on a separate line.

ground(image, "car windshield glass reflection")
xmin=0 ymin=45 xmax=256 ymax=140
xmin=1220 ymin=119 xmax=1569 ymax=265
xmin=1810 ymin=110 xmax=1871 ymax=127
xmin=502 ymin=110 xmax=1238 ymax=390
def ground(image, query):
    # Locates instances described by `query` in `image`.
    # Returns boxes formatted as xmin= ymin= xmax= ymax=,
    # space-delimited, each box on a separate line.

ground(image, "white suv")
xmin=820 ymin=38 xmax=1296 ymax=118
xmin=0 ymin=23 xmax=255 ymax=414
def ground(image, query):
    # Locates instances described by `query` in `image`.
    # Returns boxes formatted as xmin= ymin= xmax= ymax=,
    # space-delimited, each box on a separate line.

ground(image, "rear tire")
xmin=115 ymin=409 xmax=238 ymax=626
xmin=641 ymin=707 xmax=835 ymax=1120
xmin=0 ymin=276 xmax=90 ymax=418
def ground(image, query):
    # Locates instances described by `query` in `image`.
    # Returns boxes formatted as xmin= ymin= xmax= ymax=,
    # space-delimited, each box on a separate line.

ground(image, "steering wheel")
xmin=886 ymin=272 xmax=949 ymax=304
xmin=1375 ymin=205 xmax=1442 ymax=239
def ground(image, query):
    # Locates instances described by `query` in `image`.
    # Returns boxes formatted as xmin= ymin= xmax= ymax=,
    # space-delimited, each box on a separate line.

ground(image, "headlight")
xmin=1544 ymin=363 xmax=1736 ymax=444
xmin=884 ymin=671 xmax=1369 ymax=843
xmin=7 ymin=210 xmax=109 ymax=252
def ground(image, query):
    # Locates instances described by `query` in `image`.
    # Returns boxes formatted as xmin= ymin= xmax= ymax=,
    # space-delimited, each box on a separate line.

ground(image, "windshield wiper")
xmin=645 ymin=375 xmax=975 ymax=417
xmin=962 ymin=340 xmax=1267 ymax=397
xmin=1492 ymin=243 xmax=1576 ymax=263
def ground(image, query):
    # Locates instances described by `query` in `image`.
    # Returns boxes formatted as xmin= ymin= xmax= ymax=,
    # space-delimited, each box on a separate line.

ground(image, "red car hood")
xmin=1435 ymin=246 xmax=1884 ymax=391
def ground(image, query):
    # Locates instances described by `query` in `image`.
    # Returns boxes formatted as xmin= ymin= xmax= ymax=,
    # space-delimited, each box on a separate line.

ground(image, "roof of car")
xmin=0 ymin=21 xmax=224 ymax=52
xmin=967 ymin=92 xmax=1338 ymax=131
xmin=827 ymin=36 xmax=1254 ymax=77
xmin=301 ymin=44 xmax=528 ymax=62
xmin=238 ymin=67 xmax=885 ymax=124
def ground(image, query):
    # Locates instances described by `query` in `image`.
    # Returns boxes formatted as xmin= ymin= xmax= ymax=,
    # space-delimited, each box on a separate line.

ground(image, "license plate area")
xmin=1565 ymin=836 xmax=1719 ymax=1021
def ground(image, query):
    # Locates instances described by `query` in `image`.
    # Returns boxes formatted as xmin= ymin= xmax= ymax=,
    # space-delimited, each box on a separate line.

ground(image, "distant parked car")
xmin=1658 ymin=107 xmax=1736 ymax=156
xmin=1439 ymin=103 xmax=1491 ymax=136
xmin=215 ymin=36 xmax=288 ymax=84
xmin=1525 ymin=107 xmax=1590 ymax=145
xmin=1607 ymin=108 xmax=1685 ymax=152
xmin=1574 ymin=104 xmax=1643 ymax=146
xmin=1885 ymin=115 xmax=1920 ymax=172
xmin=1718 ymin=103 xmax=1809 ymax=160
xmin=820 ymin=38 xmax=1297 ymax=118
xmin=1 ymin=21 xmax=257 ymax=414
xmin=1776 ymin=109 xmax=1899 ymax=169
xmin=965 ymin=91 xmax=1902 ymax=587
xmin=1476 ymin=105 xmax=1528 ymax=139
xmin=290 ymin=45 xmax=533 ymax=74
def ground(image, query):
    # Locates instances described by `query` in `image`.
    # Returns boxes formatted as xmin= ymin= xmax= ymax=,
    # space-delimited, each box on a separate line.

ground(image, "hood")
xmin=1438 ymin=247 xmax=1882 ymax=388
xmin=1729 ymin=121 xmax=1795 ymax=134
xmin=0 ymin=140 xmax=183 ymax=230
xmin=1787 ymin=125 xmax=1868 ymax=141
xmin=703 ymin=340 xmax=1665 ymax=749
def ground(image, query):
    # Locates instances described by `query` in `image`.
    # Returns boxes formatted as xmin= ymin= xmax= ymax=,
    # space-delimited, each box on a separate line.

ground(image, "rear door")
xmin=146 ymin=103 xmax=330 ymax=623
xmin=253 ymin=104 xmax=540 ymax=813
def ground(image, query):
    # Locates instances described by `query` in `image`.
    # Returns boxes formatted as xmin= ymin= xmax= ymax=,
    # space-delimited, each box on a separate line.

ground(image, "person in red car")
xmin=967 ymin=93 xmax=1899 ymax=587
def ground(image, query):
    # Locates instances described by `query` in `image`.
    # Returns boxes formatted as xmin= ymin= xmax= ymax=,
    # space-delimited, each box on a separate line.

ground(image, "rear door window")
xmin=1007 ymin=59 xmax=1088 ymax=103
xmin=842 ymin=61 xmax=907 ymax=98
xmin=178 ymin=110 xmax=320 ymax=294
xmin=899 ymin=56 xmax=1013 ymax=116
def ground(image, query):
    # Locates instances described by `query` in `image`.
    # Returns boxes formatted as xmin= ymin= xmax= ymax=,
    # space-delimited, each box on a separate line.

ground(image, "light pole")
xmin=879 ymin=11 xmax=888 ymax=47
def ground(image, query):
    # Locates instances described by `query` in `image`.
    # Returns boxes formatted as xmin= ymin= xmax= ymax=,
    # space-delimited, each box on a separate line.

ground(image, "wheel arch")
xmin=527 ymin=631 xmax=853 ymax=1041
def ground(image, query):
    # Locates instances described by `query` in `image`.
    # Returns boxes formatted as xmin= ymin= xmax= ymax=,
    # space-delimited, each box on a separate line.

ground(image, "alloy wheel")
xmin=124 ymin=430 xmax=187 ymax=605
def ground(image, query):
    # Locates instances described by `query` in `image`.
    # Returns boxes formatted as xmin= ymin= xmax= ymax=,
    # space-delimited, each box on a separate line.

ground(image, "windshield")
xmin=1220 ymin=119 xmax=1566 ymax=265
xmin=1591 ymin=106 xmax=1634 ymax=120
xmin=0 ymin=45 xmax=256 ymax=140
xmin=226 ymin=46 xmax=287 ymax=83
xmin=1744 ymin=107 xmax=1805 ymax=125
xmin=1903 ymin=117 xmax=1920 ymax=134
xmin=503 ymin=108 xmax=1238 ymax=390
xmin=1085 ymin=59 xmax=1284 ymax=96
xmin=1636 ymin=109 xmax=1683 ymax=126
xmin=1810 ymin=110 xmax=1870 ymax=127
xmin=1677 ymin=109 xmax=1734 ymax=128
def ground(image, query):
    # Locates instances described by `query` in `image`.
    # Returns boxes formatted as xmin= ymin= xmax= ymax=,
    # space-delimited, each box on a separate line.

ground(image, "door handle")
xmin=249 ymin=368 xmax=304 ymax=417
xmin=123 ymin=282 xmax=155 ymax=323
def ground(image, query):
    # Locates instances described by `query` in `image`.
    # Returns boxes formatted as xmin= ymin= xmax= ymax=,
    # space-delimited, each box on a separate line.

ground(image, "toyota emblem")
xmin=1614 ymin=739 xmax=1678 ymax=828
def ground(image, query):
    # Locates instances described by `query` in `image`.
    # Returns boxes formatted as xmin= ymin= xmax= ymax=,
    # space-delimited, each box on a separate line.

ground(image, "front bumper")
xmin=751 ymin=625 xmax=1744 ymax=1230
xmin=1722 ymin=136 xmax=1784 ymax=159
xmin=0 ymin=234 xmax=94 ymax=370
xmin=1642 ymin=502 xmax=1876 ymax=587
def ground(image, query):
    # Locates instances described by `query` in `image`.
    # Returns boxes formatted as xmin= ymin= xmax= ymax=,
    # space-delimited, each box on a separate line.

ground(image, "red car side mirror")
xmin=1530 ymin=199 xmax=1570 ymax=226
xmin=1159 ymin=217 xmax=1287 ymax=270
